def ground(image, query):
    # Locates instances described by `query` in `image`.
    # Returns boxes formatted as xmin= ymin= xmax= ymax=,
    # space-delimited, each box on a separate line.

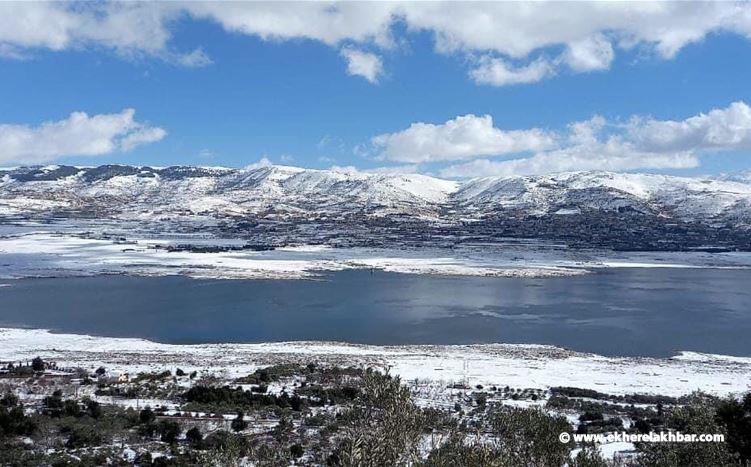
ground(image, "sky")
xmin=1 ymin=1 xmax=751 ymax=179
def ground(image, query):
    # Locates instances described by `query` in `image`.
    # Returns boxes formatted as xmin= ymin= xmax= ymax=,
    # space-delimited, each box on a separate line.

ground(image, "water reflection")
xmin=0 ymin=268 xmax=749 ymax=357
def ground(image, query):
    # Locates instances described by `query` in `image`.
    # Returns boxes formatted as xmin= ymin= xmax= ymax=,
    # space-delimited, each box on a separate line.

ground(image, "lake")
xmin=1 ymin=268 xmax=749 ymax=357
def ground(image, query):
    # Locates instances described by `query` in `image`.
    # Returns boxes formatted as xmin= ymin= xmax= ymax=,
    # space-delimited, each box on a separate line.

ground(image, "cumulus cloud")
xmin=174 ymin=47 xmax=213 ymax=68
xmin=0 ymin=109 xmax=166 ymax=165
xmin=411 ymin=102 xmax=751 ymax=178
xmin=330 ymin=164 xmax=421 ymax=175
xmin=469 ymin=56 xmax=556 ymax=86
xmin=439 ymin=147 xmax=697 ymax=179
xmin=244 ymin=156 xmax=274 ymax=170
xmin=119 ymin=126 xmax=167 ymax=152
xmin=562 ymin=34 xmax=615 ymax=72
xmin=626 ymin=101 xmax=751 ymax=153
xmin=400 ymin=1 xmax=751 ymax=84
xmin=340 ymin=47 xmax=383 ymax=83
xmin=2 ymin=2 xmax=751 ymax=83
xmin=372 ymin=114 xmax=556 ymax=163
xmin=0 ymin=2 xmax=208 ymax=66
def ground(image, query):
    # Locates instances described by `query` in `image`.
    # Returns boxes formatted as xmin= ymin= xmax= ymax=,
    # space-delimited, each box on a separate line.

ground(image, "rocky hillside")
xmin=2 ymin=165 xmax=750 ymax=227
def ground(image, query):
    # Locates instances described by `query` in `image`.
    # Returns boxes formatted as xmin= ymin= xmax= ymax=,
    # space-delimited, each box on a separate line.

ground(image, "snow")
xmin=599 ymin=441 xmax=636 ymax=459
xmin=571 ymin=442 xmax=636 ymax=461
xmin=3 ymin=165 xmax=751 ymax=222
xmin=554 ymin=207 xmax=581 ymax=215
xmin=2 ymin=328 xmax=750 ymax=398
xmin=3 ymin=230 xmax=750 ymax=280
xmin=0 ymin=231 xmax=585 ymax=279
xmin=455 ymin=170 xmax=751 ymax=219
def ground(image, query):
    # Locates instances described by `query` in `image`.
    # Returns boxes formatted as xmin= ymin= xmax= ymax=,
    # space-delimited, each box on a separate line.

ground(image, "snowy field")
xmin=2 ymin=327 xmax=750 ymax=398
xmin=2 ymin=228 xmax=751 ymax=281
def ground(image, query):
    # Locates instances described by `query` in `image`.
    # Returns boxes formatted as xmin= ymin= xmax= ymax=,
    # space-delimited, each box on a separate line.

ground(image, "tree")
xmin=488 ymin=407 xmax=573 ymax=467
xmin=231 ymin=411 xmax=248 ymax=432
xmin=273 ymin=415 xmax=293 ymax=443
xmin=42 ymin=391 xmax=63 ymax=416
xmin=331 ymin=371 xmax=426 ymax=466
xmin=158 ymin=420 xmax=181 ymax=444
xmin=63 ymin=399 xmax=82 ymax=417
xmin=86 ymin=399 xmax=102 ymax=419
xmin=95 ymin=366 xmax=106 ymax=376
xmin=65 ymin=424 xmax=102 ymax=449
xmin=0 ymin=396 xmax=37 ymax=438
xmin=139 ymin=407 xmax=156 ymax=424
xmin=716 ymin=393 xmax=751 ymax=463
xmin=186 ymin=426 xmax=203 ymax=448
xmin=290 ymin=443 xmax=304 ymax=458
xmin=31 ymin=357 xmax=44 ymax=372
xmin=637 ymin=400 xmax=733 ymax=466
xmin=571 ymin=446 xmax=608 ymax=467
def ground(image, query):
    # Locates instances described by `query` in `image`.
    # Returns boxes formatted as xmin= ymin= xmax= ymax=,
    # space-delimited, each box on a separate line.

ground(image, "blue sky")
xmin=1 ymin=2 xmax=751 ymax=178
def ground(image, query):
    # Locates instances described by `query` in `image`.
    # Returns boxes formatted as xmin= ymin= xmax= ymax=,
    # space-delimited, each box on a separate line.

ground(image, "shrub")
xmin=330 ymin=371 xmax=426 ymax=466
xmin=716 ymin=393 xmax=751 ymax=463
xmin=636 ymin=400 xmax=733 ymax=466
xmin=0 ymin=397 xmax=37 ymax=438
xmin=158 ymin=420 xmax=181 ymax=444
xmin=86 ymin=399 xmax=102 ymax=419
xmin=186 ymin=426 xmax=203 ymax=448
xmin=231 ymin=411 xmax=247 ymax=432
xmin=290 ymin=443 xmax=304 ymax=458
xmin=31 ymin=357 xmax=45 ymax=372
xmin=65 ymin=424 xmax=102 ymax=448
xmin=489 ymin=407 xmax=573 ymax=467
xmin=139 ymin=407 xmax=156 ymax=424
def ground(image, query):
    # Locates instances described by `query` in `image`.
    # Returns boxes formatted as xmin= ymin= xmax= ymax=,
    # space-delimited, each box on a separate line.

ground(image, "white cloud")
xmin=469 ymin=56 xmax=556 ymax=86
xmin=330 ymin=164 xmax=421 ymax=175
xmin=626 ymin=101 xmax=751 ymax=153
xmin=372 ymin=114 xmax=556 ymax=163
xmin=182 ymin=2 xmax=396 ymax=48
xmin=244 ymin=157 xmax=273 ymax=170
xmin=174 ymin=47 xmax=213 ymax=68
xmin=562 ymin=34 xmax=614 ymax=72
xmin=399 ymin=2 xmax=751 ymax=58
xmin=439 ymin=148 xmax=697 ymax=179
xmin=340 ymin=47 xmax=383 ymax=83
xmin=198 ymin=148 xmax=215 ymax=159
xmin=2 ymin=2 xmax=751 ymax=83
xmin=426 ymin=102 xmax=751 ymax=178
xmin=120 ymin=127 xmax=167 ymax=152
xmin=399 ymin=1 xmax=751 ymax=84
xmin=364 ymin=164 xmax=421 ymax=175
xmin=0 ymin=2 xmax=179 ymax=60
xmin=0 ymin=109 xmax=166 ymax=165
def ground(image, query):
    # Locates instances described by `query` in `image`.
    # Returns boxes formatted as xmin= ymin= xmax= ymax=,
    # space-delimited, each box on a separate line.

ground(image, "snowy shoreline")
xmin=2 ymin=327 xmax=750 ymax=398
xmin=2 ymin=230 xmax=751 ymax=281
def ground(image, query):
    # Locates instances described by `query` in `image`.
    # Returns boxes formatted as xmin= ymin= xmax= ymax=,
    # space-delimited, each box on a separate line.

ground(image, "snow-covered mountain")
xmin=0 ymin=164 xmax=459 ymax=219
xmin=2 ymin=164 xmax=751 ymax=228
xmin=455 ymin=171 xmax=751 ymax=223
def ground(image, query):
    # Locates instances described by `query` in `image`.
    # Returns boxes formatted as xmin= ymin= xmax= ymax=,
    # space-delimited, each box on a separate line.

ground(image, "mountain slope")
xmin=455 ymin=171 xmax=751 ymax=222
xmin=2 ymin=165 xmax=751 ymax=228
xmin=0 ymin=164 xmax=459 ymax=219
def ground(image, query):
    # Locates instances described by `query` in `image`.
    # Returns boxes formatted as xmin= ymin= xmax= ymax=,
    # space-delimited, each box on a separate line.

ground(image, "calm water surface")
xmin=1 ymin=269 xmax=749 ymax=357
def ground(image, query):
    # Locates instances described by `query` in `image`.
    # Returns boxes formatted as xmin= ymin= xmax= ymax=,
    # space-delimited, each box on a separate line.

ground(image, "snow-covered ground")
xmin=2 ymin=229 xmax=750 ymax=280
xmin=2 ymin=328 xmax=750 ymax=398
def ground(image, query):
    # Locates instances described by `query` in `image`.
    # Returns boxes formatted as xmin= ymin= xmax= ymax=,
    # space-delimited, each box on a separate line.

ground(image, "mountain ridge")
xmin=2 ymin=164 xmax=751 ymax=229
